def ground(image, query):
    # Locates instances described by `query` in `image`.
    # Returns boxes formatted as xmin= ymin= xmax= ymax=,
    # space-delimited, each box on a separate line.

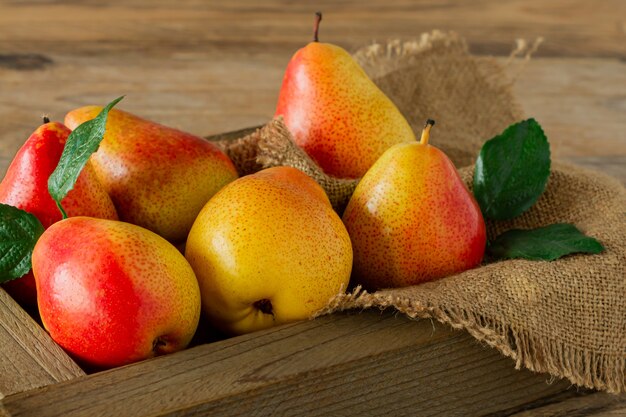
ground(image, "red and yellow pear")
xmin=65 ymin=107 xmax=238 ymax=242
xmin=32 ymin=217 xmax=201 ymax=368
xmin=343 ymin=120 xmax=487 ymax=289
xmin=0 ymin=120 xmax=118 ymax=307
xmin=275 ymin=13 xmax=415 ymax=179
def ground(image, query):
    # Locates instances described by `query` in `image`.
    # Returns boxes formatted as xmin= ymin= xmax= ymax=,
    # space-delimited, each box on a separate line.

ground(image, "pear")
xmin=275 ymin=12 xmax=415 ymax=179
xmin=343 ymin=120 xmax=486 ymax=289
xmin=65 ymin=107 xmax=238 ymax=242
xmin=0 ymin=120 xmax=118 ymax=307
xmin=33 ymin=217 xmax=200 ymax=368
xmin=185 ymin=166 xmax=352 ymax=335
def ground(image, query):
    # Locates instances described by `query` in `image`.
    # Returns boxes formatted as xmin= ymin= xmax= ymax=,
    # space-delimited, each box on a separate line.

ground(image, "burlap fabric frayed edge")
xmin=313 ymin=162 xmax=626 ymax=394
xmin=318 ymin=284 xmax=626 ymax=394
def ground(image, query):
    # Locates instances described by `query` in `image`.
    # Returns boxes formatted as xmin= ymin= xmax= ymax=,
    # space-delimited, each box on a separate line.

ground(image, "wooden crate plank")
xmin=510 ymin=392 xmax=626 ymax=416
xmin=0 ymin=288 xmax=84 ymax=400
xmin=1 ymin=311 xmax=572 ymax=417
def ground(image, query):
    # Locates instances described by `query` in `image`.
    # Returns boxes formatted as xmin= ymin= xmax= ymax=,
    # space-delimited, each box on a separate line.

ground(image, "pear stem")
xmin=42 ymin=115 xmax=50 ymax=124
xmin=313 ymin=12 xmax=322 ymax=42
xmin=420 ymin=119 xmax=436 ymax=145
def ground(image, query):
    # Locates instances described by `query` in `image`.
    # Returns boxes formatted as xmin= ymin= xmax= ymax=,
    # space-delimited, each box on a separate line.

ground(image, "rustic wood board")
xmin=0 ymin=1 xmax=625 ymax=174
xmin=0 ymin=0 xmax=624 ymax=59
xmin=0 ymin=289 xmax=84 ymax=400
xmin=1 ymin=311 xmax=578 ymax=417
xmin=511 ymin=392 xmax=626 ymax=416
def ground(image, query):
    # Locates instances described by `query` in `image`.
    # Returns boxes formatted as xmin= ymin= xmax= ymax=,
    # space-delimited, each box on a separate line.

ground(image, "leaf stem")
xmin=48 ymin=95 xmax=124 ymax=219
xmin=55 ymin=201 xmax=68 ymax=219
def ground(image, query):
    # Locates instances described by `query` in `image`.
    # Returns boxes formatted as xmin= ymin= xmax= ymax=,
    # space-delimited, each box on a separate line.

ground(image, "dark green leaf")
xmin=474 ymin=118 xmax=550 ymax=220
xmin=487 ymin=223 xmax=604 ymax=261
xmin=48 ymin=96 xmax=124 ymax=218
xmin=0 ymin=204 xmax=45 ymax=283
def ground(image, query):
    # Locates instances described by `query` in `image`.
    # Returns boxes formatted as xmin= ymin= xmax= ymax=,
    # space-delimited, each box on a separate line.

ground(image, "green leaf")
xmin=487 ymin=223 xmax=604 ymax=261
xmin=474 ymin=118 xmax=550 ymax=220
xmin=0 ymin=204 xmax=45 ymax=283
xmin=48 ymin=96 xmax=124 ymax=218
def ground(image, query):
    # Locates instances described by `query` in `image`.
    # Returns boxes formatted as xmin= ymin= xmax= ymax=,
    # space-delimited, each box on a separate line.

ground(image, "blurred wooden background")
xmin=0 ymin=0 xmax=625 ymax=182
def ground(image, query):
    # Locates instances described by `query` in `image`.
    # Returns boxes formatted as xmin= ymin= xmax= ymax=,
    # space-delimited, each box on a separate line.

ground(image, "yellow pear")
xmin=185 ymin=166 xmax=352 ymax=335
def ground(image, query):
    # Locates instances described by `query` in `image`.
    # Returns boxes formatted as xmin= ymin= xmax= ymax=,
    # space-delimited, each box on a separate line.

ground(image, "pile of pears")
xmin=0 ymin=13 xmax=485 ymax=369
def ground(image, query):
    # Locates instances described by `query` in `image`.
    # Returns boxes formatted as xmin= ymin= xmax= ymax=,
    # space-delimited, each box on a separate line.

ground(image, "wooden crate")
xmin=2 ymin=133 xmax=626 ymax=416
xmin=1 ymin=119 xmax=626 ymax=417
xmin=2 ymin=278 xmax=625 ymax=416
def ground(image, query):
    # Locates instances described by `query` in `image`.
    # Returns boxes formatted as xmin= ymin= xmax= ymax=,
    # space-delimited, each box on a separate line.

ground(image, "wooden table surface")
xmin=0 ymin=1 xmax=625 ymax=416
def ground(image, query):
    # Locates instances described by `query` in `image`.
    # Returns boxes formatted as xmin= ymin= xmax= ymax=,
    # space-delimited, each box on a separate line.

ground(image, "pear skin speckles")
xmin=32 ymin=217 xmax=201 ymax=369
xmin=275 ymin=42 xmax=415 ymax=179
xmin=185 ymin=166 xmax=352 ymax=335
xmin=343 ymin=143 xmax=486 ymax=290
xmin=65 ymin=107 xmax=238 ymax=242
xmin=0 ymin=122 xmax=117 ymax=308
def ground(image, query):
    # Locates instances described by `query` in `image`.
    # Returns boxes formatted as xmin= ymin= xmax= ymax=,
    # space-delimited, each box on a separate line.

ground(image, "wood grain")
xmin=0 ymin=311 xmax=576 ymax=417
xmin=509 ymin=57 xmax=626 ymax=166
xmin=0 ymin=0 xmax=624 ymax=59
xmin=510 ymin=392 xmax=626 ymax=416
xmin=1 ymin=55 xmax=625 ymax=183
xmin=0 ymin=288 xmax=84 ymax=400
xmin=0 ymin=1 xmax=625 ymax=184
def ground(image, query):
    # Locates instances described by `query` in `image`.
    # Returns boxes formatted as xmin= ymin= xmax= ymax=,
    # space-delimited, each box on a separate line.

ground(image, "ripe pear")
xmin=275 ymin=12 xmax=415 ymax=179
xmin=185 ymin=166 xmax=352 ymax=335
xmin=32 ymin=217 xmax=201 ymax=369
xmin=64 ymin=107 xmax=238 ymax=242
xmin=0 ymin=121 xmax=118 ymax=308
xmin=343 ymin=121 xmax=486 ymax=289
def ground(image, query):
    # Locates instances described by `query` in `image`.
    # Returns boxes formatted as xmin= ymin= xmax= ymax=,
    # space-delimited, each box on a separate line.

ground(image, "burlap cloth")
xmin=209 ymin=31 xmax=626 ymax=393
